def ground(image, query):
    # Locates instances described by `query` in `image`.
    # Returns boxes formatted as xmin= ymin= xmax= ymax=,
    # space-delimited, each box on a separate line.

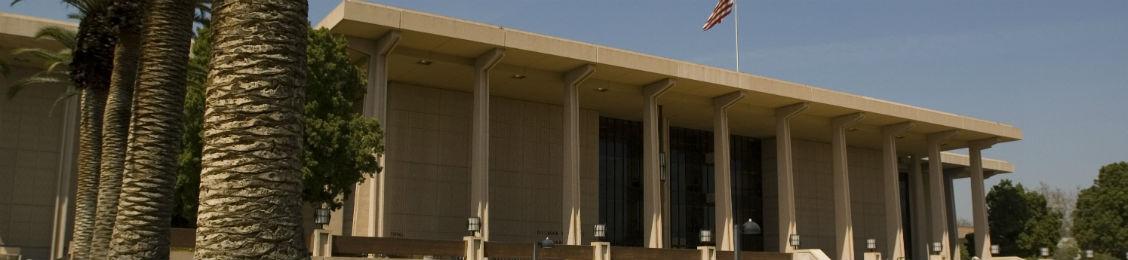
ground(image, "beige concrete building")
xmin=0 ymin=12 xmax=80 ymax=260
xmin=0 ymin=1 xmax=1022 ymax=260
xmin=317 ymin=1 xmax=1021 ymax=260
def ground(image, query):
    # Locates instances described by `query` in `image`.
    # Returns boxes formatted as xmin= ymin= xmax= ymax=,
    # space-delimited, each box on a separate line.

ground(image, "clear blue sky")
xmin=4 ymin=0 xmax=1126 ymax=222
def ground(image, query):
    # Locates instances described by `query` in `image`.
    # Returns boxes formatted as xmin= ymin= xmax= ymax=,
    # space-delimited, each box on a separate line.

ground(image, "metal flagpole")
xmin=733 ymin=0 xmax=740 ymax=72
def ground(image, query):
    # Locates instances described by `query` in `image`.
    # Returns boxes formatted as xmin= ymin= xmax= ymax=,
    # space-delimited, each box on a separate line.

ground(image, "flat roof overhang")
xmin=318 ymin=1 xmax=1022 ymax=158
xmin=0 ymin=12 xmax=74 ymax=69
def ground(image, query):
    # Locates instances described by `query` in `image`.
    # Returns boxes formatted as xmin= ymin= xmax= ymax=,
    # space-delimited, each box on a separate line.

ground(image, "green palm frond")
xmin=44 ymin=60 xmax=70 ymax=75
xmin=48 ymin=87 xmax=80 ymax=115
xmin=5 ymin=73 xmax=67 ymax=99
xmin=12 ymin=48 xmax=70 ymax=63
xmin=34 ymin=26 xmax=77 ymax=50
xmin=62 ymin=0 xmax=112 ymax=18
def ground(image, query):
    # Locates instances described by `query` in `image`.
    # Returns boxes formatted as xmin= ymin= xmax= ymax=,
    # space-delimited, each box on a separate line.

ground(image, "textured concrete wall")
xmin=0 ymin=67 xmax=73 ymax=260
xmin=380 ymin=82 xmax=599 ymax=243
xmin=762 ymin=138 xmax=886 ymax=258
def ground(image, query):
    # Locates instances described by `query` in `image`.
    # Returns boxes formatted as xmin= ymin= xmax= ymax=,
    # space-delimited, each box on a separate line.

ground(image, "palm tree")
xmin=9 ymin=0 xmax=118 ymax=258
xmin=106 ymin=0 xmax=195 ymax=258
xmin=87 ymin=0 xmax=143 ymax=258
xmin=194 ymin=0 xmax=309 ymax=258
xmin=4 ymin=26 xmax=77 ymax=105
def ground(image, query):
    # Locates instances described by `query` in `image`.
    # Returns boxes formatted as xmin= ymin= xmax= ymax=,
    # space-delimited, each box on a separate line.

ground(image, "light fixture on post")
xmin=732 ymin=218 xmax=761 ymax=260
xmin=931 ymin=242 xmax=942 ymax=255
xmin=314 ymin=206 xmax=331 ymax=227
xmin=1084 ymin=250 xmax=1093 ymax=259
xmin=1040 ymin=247 xmax=1049 ymax=258
xmin=467 ymin=217 xmax=481 ymax=237
xmin=532 ymin=237 xmax=555 ymax=260
xmin=866 ymin=239 xmax=877 ymax=252
xmin=991 ymin=245 xmax=1000 ymax=255
xmin=699 ymin=230 xmax=712 ymax=246
xmin=789 ymin=234 xmax=801 ymax=250
xmin=593 ymin=224 xmax=606 ymax=242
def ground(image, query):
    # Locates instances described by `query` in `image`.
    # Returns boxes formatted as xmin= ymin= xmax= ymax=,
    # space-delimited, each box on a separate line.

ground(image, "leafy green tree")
xmin=301 ymin=27 xmax=383 ymax=210
xmin=175 ymin=25 xmax=382 ymax=227
xmin=1072 ymin=162 xmax=1128 ymax=256
xmin=985 ymin=179 xmax=1062 ymax=257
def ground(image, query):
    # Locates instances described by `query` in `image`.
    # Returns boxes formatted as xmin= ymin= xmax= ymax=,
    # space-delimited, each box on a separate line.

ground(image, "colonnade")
xmin=354 ymin=31 xmax=1002 ymax=260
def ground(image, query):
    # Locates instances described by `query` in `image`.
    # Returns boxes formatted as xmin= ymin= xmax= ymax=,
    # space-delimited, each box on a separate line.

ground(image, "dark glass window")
xmin=599 ymin=117 xmax=644 ymax=246
xmin=731 ymin=135 xmax=764 ymax=251
xmin=598 ymin=118 xmax=762 ymax=249
xmin=669 ymin=127 xmax=713 ymax=248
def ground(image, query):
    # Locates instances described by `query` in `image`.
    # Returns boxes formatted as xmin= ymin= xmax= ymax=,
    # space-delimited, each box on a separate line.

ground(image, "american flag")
xmin=702 ymin=0 xmax=734 ymax=31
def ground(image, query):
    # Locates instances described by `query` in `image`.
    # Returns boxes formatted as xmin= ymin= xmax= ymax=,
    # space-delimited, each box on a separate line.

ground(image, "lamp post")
xmin=1084 ymin=250 xmax=1093 ymax=259
xmin=531 ymin=237 xmax=554 ymax=260
xmin=733 ymin=218 xmax=761 ymax=260
xmin=1040 ymin=247 xmax=1049 ymax=258
xmin=314 ymin=206 xmax=331 ymax=228
xmin=467 ymin=217 xmax=481 ymax=237
xmin=931 ymin=242 xmax=942 ymax=256
xmin=866 ymin=239 xmax=877 ymax=252
xmin=790 ymin=234 xmax=801 ymax=251
xmin=700 ymin=230 xmax=713 ymax=246
xmin=594 ymin=224 xmax=606 ymax=242
xmin=991 ymin=245 xmax=1000 ymax=255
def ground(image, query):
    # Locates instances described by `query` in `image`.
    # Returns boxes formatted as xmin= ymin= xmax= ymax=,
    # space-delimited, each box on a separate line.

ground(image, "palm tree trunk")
xmin=89 ymin=10 xmax=142 ymax=257
xmin=194 ymin=0 xmax=308 ymax=258
xmin=72 ymin=85 xmax=107 ymax=260
xmin=107 ymin=0 xmax=194 ymax=258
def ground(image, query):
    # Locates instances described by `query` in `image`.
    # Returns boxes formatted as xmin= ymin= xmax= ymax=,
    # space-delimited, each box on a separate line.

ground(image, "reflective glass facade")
xmin=598 ymin=117 xmax=763 ymax=249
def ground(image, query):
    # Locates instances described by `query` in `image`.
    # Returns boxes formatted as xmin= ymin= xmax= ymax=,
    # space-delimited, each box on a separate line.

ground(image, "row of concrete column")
xmin=356 ymin=31 xmax=1001 ymax=260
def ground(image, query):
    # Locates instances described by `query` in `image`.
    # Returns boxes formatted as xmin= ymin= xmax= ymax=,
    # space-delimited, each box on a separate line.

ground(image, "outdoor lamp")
xmin=1040 ymin=247 xmax=1049 ymax=257
xmin=742 ymin=219 xmax=761 ymax=235
xmin=931 ymin=242 xmax=942 ymax=255
xmin=1084 ymin=250 xmax=1093 ymax=259
xmin=314 ymin=207 xmax=331 ymax=226
xmin=991 ymin=245 xmax=1000 ymax=255
xmin=593 ymin=224 xmax=606 ymax=242
xmin=539 ymin=237 xmax=555 ymax=248
xmin=866 ymin=239 xmax=877 ymax=252
xmin=700 ymin=230 xmax=713 ymax=246
xmin=532 ymin=237 xmax=555 ymax=260
xmin=789 ymin=234 xmax=801 ymax=249
xmin=467 ymin=217 xmax=481 ymax=236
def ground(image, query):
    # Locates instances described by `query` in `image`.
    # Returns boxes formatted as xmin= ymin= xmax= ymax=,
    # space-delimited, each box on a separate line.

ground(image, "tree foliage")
xmin=173 ymin=26 xmax=382 ymax=227
xmin=982 ymin=179 xmax=1062 ymax=258
xmin=1072 ymin=162 xmax=1128 ymax=255
xmin=301 ymin=27 xmax=383 ymax=209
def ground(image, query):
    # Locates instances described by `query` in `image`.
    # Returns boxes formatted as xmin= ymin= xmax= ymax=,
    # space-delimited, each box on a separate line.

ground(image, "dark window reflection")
xmin=598 ymin=118 xmax=762 ymax=249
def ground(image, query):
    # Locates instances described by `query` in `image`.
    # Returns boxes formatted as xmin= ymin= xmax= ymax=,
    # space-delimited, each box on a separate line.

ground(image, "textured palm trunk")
xmin=107 ymin=0 xmax=195 ymax=258
xmin=88 ymin=3 xmax=144 ymax=254
xmin=72 ymin=85 xmax=107 ymax=260
xmin=194 ymin=1 xmax=308 ymax=259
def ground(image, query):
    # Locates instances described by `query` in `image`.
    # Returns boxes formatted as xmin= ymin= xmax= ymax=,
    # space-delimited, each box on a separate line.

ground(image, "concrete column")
xmin=944 ymin=170 xmax=960 ymax=260
xmin=831 ymin=113 xmax=864 ymax=260
xmin=712 ymin=91 xmax=745 ymax=251
xmin=774 ymin=103 xmax=807 ymax=253
xmin=50 ymin=97 xmax=79 ymax=260
xmin=592 ymin=242 xmax=611 ymax=260
xmin=562 ymin=64 xmax=595 ymax=245
xmin=356 ymin=31 xmax=400 ymax=237
xmin=969 ymin=138 xmax=998 ymax=260
xmin=881 ymin=122 xmax=913 ymax=260
xmin=910 ymin=154 xmax=928 ymax=260
xmin=926 ymin=130 xmax=957 ymax=257
xmin=471 ymin=48 xmax=505 ymax=240
xmin=643 ymin=79 xmax=675 ymax=248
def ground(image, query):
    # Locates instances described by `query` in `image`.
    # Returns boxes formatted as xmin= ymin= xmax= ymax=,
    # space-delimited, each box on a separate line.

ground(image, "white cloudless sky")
xmin=4 ymin=0 xmax=1126 ymax=223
